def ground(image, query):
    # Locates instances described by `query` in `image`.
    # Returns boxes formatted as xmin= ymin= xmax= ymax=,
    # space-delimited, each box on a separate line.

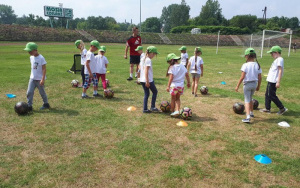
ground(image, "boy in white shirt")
xmin=260 ymin=46 xmax=288 ymax=115
xmin=24 ymin=42 xmax=50 ymax=111
xmin=179 ymin=46 xmax=189 ymax=67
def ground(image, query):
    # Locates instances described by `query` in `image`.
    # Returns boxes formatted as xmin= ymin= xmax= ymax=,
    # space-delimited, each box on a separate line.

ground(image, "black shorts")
xmin=130 ymin=55 xmax=140 ymax=64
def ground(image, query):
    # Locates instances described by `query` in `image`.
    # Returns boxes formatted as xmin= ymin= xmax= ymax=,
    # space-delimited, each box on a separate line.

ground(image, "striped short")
xmin=83 ymin=73 xmax=98 ymax=89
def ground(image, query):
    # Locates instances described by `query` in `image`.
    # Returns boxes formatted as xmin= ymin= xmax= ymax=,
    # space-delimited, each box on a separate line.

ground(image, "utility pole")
xmin=262 ymin=6 xmax=267 ymax=24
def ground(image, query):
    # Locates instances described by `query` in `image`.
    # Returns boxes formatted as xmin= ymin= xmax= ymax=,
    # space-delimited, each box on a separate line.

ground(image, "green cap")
xmin=99 ymin=46 xmax=106 ymax=52
xmin=267 ymin=45 xmax=282 ymax=53
xmin=90 ymin=40 xmax=101 ymax=49
xmin=147 ymin=46 xmax=159 ymax=54
xmin=24 ymin=42 xmax=38 ymax=52
xmin=135 ymin=46 xmax=143 ymax=51
xmin=179 ymin=46 xmax=187 ymax=51
xmin=166 ymin=53 xmax=181 ymax=61
xmin=195 ymin=47 xmax=202 ymax=54
xmin=75 ymin=40 xmax=81 ymax=47
xmin=244 ymin=48 xmax=256 ymax=56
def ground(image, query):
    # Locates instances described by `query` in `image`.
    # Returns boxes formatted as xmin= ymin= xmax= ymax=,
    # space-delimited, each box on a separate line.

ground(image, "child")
xmin=139 ymin=46 xmax=159 ymax=113
xmin=23 ymin=42 xmax=50 ymax=111
xmin=235 ymin=48 xmax=262 ymax=123
xmin=179 ymin=46 xmax=189 ymax=67
xmin=95 ymin=46 xmax=109 ymax=91
xmin=75 ymin=40 xmax=87 ymax=87
xmin=187 ymin=47 xmax=204 ymax=97
xmin=260 ymin=46 xmax=288 ymax=115
xmin=82 ymin=40 xmax=101 ymax=98
xmin=135 ymin=46 xmax=144 ymax=84
xmin=166 ymin=53 xmax=191 ymax=117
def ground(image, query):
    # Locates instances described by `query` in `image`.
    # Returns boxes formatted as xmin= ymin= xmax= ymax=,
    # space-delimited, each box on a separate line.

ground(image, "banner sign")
xmin=44 ymin=6 xmax=73 ymax=18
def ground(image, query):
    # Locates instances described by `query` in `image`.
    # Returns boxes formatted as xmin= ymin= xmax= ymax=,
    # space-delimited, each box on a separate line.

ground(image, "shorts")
xmin=130 ymin=55 xmax=140 ymax=64
xmin=83 ymin=73 xmax=98 ymax=89
xmin=170 ymin=86 xmax=184 ymax=96
xmin=191 ymin=73 xmax=201 ymax=78
xmin=243 ymin=81 xmax=257 ymax=103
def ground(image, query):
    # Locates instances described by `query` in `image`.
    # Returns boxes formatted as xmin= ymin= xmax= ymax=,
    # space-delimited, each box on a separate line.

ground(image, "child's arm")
xmin=200 ymin=64 xmax=204 ymax=77
xmin=166 ymin=74 xmax=173 ymax=92
xmin=124 ymin=46 xmax=129 ymax=59
xmin=276 ymin=66 xmax=282 ymax=88
xmin=185 ymin=72 xmax=191 ymax=88
xmin=145 ymin=66 xmax=150 ymax=88
xmin=256 ymin=73 xmax=262 ymax=91
xmin=86 ymin=60 xmax=93 ymax=78
xmin=40 ymin=64 xmax=46 ymax=86
xmin=235 ymin=71 xmax=245 ymax=92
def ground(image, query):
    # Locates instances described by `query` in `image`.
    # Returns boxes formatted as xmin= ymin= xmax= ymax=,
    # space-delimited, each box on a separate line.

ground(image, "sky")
xmin=1 ymin=0 xmax=300 ymax=24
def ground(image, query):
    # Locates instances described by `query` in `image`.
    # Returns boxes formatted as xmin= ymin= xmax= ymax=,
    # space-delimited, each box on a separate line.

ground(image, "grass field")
xmin=0 ymin=42 xmax=299 ymax=188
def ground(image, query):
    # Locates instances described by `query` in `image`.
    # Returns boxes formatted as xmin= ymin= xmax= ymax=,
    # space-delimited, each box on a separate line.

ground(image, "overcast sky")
xmin=2 ymin=0 xmax=300 ymax=24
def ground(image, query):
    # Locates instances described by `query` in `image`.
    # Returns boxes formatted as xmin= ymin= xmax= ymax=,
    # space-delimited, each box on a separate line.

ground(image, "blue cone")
xmin=6 ymin=94 xmax=16 ymax=98
xmin=254 ymin=154 xmax=272 ymax=164
xmin=221 ymin=81 xmax=226 ymax=85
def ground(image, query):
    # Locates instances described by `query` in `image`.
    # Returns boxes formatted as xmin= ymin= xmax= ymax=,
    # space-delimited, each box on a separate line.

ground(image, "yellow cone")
xmin=176 ymin=120 xmax=188 ymax=127
xmin=127 ymin=106 xmax=137 ymax=111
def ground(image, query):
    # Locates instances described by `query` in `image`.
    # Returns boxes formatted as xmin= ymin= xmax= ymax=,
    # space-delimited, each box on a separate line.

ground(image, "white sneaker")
xmin=277 ymin=108 xmax=288 ymax=115
xmin=170 ymin=111 xmax=180 ymax=117
xmin=242 ymin=118 xmax=250 ymax=123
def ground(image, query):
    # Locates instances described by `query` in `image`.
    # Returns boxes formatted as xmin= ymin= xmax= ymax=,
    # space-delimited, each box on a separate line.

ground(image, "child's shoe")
xmin=150 ymin=107 xmax=160 ymax=112
xmin=170 ymin=111 xmax=180 ymax=117
xmin=242 ymin=118 xmax=250 ymax=123
xmin=82 ymin=95 xmax=89 ymax=99
xmin=277 ymin=107 xmax=288 ymax=115
xmin=40 ymin=103 xmax=50 ymax=110
xmin=259 ymin=108 xmax=270 ymax=113
xmin=143 ymin=109 xmax=152 ymax=113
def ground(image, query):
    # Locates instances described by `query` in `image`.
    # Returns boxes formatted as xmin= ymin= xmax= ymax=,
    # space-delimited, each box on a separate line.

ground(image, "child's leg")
xmin=192 ymin=76 xmax=195 ymax=94
xmin=175 ymin=93 xmax=181 ymax=112
xmin=92 ymin=73 xmax=98 ymax=92
xmin=170 ymin=94 xmax=176 ymax=112
xmin=83 ymin=74 xmax=91 ymax=94
xmin=26 ymin=79 xmax=36 ymax=107
xmin=264 ymin=82 xmax=272 ymax=110
xmin=149 ymin=82 xmax=158 ymax=108
xmin=100 ymin=74 xmax=107 ymax=89
xmin=194 ymin=77 xmax=200 ymax=95
xmin=81 ymin=65 xmax=85 ymax=84
xmin=141 ymin=83 xmax=150 ymax=111
xmin=36 ymin=81 xmax=49 ymax=105
xmin=268 ymin=82 xmax=284 ymax=110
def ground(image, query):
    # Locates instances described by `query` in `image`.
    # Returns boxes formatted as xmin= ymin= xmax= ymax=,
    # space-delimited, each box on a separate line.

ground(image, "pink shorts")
xmin=170 ymin=86 xmax=184 ymax=96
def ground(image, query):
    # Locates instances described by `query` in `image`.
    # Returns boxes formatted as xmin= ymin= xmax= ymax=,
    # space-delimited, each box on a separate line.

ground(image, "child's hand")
xmin=256 ymin=86 xmax=260 ymax=91
xmin=201 ymin=73 xmax=203 ymax=77
xmin=124 ymin=55 xmax=127 ymax=59
xmin=166 ymin=87 xmax=170 ymax=92
xmin=146 ymin=82 xmax=150 ymax=88
xmin=187 ymin=83 xmax=191 ymax=88
xmin=235 ymin=86 xmax=239 ymax=92
xmin=89 ymin=74 xmax=93 ymax=78
xmin=40 ymin=80 xmax=44 ymax=86
xmin=276 ymin=82 xmax=280 ymax=88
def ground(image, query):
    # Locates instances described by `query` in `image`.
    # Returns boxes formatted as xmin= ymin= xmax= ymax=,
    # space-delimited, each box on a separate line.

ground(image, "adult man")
xmin=124 ymin=26 xmax=142 ymax=80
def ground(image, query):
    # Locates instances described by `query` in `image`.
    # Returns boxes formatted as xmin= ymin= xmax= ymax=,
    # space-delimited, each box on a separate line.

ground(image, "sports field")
xmin=0 ymin=42 xmax=299 ymax=187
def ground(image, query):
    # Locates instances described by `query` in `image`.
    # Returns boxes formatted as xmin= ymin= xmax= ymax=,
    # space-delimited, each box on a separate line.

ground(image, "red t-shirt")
xmin=126 ymin=35 xmax=142 ymax=56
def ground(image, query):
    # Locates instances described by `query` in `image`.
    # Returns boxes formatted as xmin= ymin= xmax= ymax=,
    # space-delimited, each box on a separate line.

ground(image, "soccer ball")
xmin=160 ymin=101 xmax=171 ymax=112
xmin=252 ymin=99 xmax=259 ymax=110
xmin=14 ymin=101 xmax=29 ymax=115
xmin=200 ymin=86 xmax=208 ymax=95
xmin=71 ymin=79 xmax=79 ymax=88
xmin=180 ymin=107 xmax=192 ymax=119
xmin=233 ymin=102 xmax=245 ymax=114
xmin=105 ymin=79 xmax=110 ymax=87
xmin=104 ymin=89 xmax=114 ymax=99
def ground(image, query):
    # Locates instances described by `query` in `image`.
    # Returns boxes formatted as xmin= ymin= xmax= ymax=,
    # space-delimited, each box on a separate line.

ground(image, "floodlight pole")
xmin=260 ymin=30 xmax=265 ymax=58
xmin=288 ymin=30 xmax=292 ymax=57
xmin=250 ymin=34 xmax=253 ymax=48
xmin=216 ymin=30 xmax=220 ymax=54
xmin=140 ymin=0 xmax=142 ymax=32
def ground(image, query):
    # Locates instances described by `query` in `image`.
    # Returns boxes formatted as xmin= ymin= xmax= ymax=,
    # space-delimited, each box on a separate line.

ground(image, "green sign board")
xmin=44 ymin=6 xmax=73 ymax=18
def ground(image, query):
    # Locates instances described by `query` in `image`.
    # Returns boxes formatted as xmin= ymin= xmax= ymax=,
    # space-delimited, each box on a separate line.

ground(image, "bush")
xmin=170 ymin=25 xmax=252 ymax=35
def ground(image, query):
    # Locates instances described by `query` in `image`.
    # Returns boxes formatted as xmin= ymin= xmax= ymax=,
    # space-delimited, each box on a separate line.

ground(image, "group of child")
xmin=23 ymin=41 xmax=288 ymax=123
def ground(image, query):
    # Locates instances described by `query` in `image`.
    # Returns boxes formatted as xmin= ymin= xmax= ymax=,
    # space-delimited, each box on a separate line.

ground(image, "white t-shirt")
xmin=81 ymin=48 xmax=87 ymax=65
xmin=180 ymin=53 xmax=189 ymax=66
xmin=189 ymin=56 xmax=204 ymax=74
xmin=30 ymin=54 xmax=47 ymax=80
xmin=84 ymin=51 xmax=97 ymax=74
xmin=139 ymin=57 xmax=153 ymax=83
xmin=140 ymin=53 xmax=145 ymax=61
xmin=168 ymin=64 xmax=187 ymax=87
xmin=95 ymin=55 xmax=109 ymax=74
xmin=266 ymin=57 xmax=284 ymax=83
xmin=241 ymin=62 xmax=262 ymax=83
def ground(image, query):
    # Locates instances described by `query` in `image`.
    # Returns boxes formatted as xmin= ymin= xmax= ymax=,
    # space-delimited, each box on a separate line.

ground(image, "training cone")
xmin=6 ymin=94 xmax=16 ymax=98
xmin=176 ymin=121 xmax=188 ymax=127
xmin=127 ymin=106 xmax=137 ymax=111
xmin=278 ymin=121 xmax=290 ymax=128
xmin=254 ymin=154 xmax=272 ymax=164
xmin=221 ymin=81 xmax=226 ymax=85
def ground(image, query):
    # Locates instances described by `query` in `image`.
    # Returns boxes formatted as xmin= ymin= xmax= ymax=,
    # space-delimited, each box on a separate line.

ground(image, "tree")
xmin=160 ymin=0 xmax=190 ymax=33
xmin=229 ymin=15 xmax=257 ymax=31
xmin=289 ymin=17 xmax=299 ymax=29
xmin=141 ymin=17 xmax=161 ymax=33
xmin=0 ymin=4 xmax=17 ymax=24
xmin=195 ymin=0 xmax=224 ymax=26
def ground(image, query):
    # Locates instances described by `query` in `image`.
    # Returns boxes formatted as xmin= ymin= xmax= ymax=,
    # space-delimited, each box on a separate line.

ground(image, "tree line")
xmin=0 ymin=0 xmax=299 ymax=34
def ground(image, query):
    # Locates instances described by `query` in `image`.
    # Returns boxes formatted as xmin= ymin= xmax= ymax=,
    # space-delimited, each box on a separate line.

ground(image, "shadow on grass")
xmin=200 ymin=93 xmax=229 ymax=98
xmin=153 ymin=111 xmax=217 ymax=122
xmin=34 ymin=107 xmax=79 ymax=116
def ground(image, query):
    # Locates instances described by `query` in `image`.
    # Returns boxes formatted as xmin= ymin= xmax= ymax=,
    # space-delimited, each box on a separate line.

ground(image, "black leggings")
xmin=265 ymin=82 xmax=284 ymax=110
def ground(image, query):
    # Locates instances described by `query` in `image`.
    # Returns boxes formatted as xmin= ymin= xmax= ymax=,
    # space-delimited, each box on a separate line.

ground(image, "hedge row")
xmin=171 ymin=25 xmax=251 ymax=35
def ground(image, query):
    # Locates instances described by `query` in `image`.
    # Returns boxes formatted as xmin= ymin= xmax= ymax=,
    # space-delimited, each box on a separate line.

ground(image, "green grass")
xmin=0 ymin=42 xmax=300 ymax=187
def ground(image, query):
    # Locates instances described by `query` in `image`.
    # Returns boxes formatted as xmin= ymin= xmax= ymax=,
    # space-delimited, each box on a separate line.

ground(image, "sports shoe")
xmin=250 ymin=114 xmax=254 ymax=118
xmin=143 ymin=109 xmax=152 ymax=113
xmin=40 ymin=103 xmax=50 ymax=110
xmin=277 ymin=107 xmax=288 ymax=115
xmin=82 ymin=95 xmax=89 ymax=99
xmin=170 ymin=111 xmax=180 ymax=117
xmin=150 ymin=107 xmax=159 ymax=112
xmin=93 ymin=93 xmax=101 ymax=97
xmin=194 ymin=94 xmax=198 ymax=97
xmin=127 ymin=77 xmax=133 ymax=81
xmin=242 ymin=118 xmax=250 ymax=123
xmin=28 ymin=106 xmax=33 ymax=112
xmin=259 ymin=108 xmax=270 ymax=113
